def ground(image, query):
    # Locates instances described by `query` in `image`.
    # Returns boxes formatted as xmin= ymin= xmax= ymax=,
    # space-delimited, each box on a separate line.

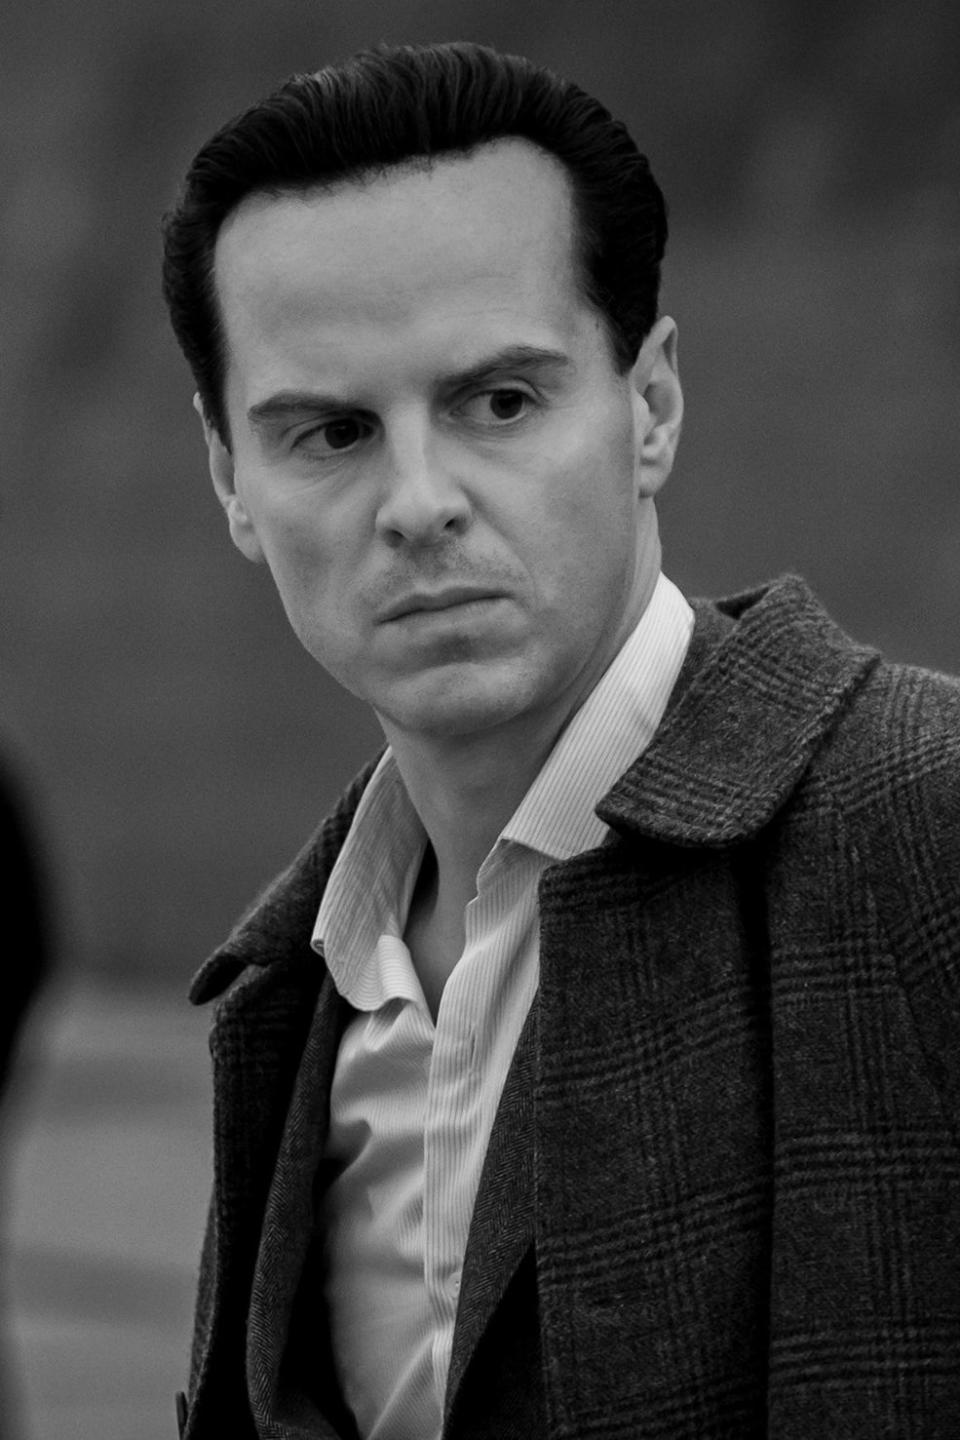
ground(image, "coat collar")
xmin=191 ymin=575 xmax=879 ymax=1004
xmin=189 ymin=759 xmax=381 ymax=1005
xmin=599 ymin=574 xmax=879 ymax=846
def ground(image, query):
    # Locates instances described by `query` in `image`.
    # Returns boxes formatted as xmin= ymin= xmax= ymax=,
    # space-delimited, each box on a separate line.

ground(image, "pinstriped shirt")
xmin=313 ymin=572 xmax=693 ymax=1440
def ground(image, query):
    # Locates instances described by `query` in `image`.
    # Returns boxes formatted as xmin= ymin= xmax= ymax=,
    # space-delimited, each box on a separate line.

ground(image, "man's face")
xmin=207 ymin=140 xmax=680 ymax=746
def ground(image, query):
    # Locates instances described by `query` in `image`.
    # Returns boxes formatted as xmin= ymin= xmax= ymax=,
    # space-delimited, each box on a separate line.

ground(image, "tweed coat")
xmin=178 ymin=576 xmax=960 ymax=1439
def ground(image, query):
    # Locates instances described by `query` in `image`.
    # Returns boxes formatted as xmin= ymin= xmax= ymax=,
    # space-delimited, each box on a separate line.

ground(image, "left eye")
xmin=461 ymin=388 xmax=531 ymax=424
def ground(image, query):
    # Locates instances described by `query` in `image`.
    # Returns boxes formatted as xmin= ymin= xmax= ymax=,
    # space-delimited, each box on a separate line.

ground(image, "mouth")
xmin=379 ymin=587 xmax=505 ymax=622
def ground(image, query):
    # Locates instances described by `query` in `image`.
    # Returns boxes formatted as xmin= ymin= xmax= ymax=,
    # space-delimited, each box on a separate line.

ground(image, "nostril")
xmin=375 ymin=481 xmax=471 ymax=544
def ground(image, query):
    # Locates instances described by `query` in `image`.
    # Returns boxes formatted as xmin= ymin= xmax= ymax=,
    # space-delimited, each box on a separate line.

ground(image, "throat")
xmin=403 ymin=845 xmax=469 ymax=1022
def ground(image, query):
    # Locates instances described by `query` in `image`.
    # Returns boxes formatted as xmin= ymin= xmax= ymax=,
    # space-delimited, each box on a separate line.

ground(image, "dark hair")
xmin=161 ymin=41 xmax=667 ymax=443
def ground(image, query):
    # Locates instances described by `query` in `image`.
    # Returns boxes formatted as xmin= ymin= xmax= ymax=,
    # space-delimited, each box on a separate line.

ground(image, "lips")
xmin=379 ymin=587 xmax=504 ymax=622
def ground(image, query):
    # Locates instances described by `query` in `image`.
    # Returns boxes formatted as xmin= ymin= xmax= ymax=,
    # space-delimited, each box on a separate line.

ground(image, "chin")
xmin=375 ymin=668 xmax=543 ymax=740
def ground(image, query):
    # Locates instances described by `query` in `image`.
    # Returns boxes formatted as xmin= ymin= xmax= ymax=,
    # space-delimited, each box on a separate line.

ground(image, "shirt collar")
xmin=314 ymin=751 xmax=426 ymax=1010
xmin=501 ymin=572 xmax=693 ymax=860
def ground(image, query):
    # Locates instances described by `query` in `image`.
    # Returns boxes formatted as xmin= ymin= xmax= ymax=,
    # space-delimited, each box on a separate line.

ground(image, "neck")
xmin=383 ymin=711 xmax=560 ymax=905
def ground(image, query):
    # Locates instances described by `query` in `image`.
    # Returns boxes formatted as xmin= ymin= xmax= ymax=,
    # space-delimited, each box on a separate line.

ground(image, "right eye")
xmin=298 ymin=416 xmax=372 ymax=455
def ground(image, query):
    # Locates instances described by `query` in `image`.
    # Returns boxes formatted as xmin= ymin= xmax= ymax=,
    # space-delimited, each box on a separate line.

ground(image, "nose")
xmin=375 ymin=418 xmax=471 ymax=547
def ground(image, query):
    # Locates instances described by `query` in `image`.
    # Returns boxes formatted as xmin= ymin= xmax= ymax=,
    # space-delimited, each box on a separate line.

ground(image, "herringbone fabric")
xmin=179 ymin=576 xmax=960 ymax=1439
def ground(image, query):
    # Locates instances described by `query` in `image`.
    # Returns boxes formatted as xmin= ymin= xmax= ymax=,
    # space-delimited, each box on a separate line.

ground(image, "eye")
xmin=296 ymin=415 xmax=372 ymax=455
xmin=459 ymin=387 xmax=533 ymax=425
xmin=322 ymin=417 xmax=368 ymax=451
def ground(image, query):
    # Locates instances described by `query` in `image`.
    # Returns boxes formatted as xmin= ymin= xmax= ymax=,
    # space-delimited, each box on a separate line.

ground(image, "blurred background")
xmin=0 ymin=0 xmax=958 ymax=1435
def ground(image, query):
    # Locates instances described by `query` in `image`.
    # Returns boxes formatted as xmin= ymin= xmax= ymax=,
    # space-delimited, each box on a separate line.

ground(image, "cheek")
xmin=537 ymin=398 xmax=637 ymax=510
xmin=249 ymin=523 xmax=345 ymax=651
xmin=242 ymin=486 xmax=332 ymax=585
xmin=514 ymin=466 xmax=639 ymax=625
xmin=524 ymin=441 xmax=638 ymax=564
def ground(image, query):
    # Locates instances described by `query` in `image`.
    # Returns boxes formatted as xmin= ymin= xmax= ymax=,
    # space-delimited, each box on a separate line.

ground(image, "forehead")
xmin=212 ymin=140 xmax=589 ymax=389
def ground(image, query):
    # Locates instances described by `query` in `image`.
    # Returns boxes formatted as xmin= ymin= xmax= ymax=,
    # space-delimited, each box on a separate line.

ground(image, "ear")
xmin=193 ymin=394 xmax=265 ymax=563
xmin=629 ymin=317 xmax=683 ymax=498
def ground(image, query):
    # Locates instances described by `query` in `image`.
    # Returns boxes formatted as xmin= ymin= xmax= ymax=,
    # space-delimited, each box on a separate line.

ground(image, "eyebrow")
xmin=445 ymin=344 xmax=573 ymax=390
xmin=246 ymin=344 xmax=573 ymax=429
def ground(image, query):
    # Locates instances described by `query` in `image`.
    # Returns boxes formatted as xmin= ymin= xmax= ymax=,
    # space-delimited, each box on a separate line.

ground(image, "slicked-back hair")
xmin=161 ymin=41 xmax=668 ymax=444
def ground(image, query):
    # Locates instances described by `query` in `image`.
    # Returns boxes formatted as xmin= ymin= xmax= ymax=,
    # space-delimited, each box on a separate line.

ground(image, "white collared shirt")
xmin=313 ymin=572 xmax=694 ymax=1439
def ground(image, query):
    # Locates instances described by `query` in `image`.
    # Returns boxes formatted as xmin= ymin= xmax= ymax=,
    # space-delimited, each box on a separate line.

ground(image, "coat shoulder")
xmin=189 ymin=752 xmax=383 ymax=1005
xmin=797 ymin=655 xmax=960 ymax=1119
xmin=807 ymin=654 xmax=960 ymax=814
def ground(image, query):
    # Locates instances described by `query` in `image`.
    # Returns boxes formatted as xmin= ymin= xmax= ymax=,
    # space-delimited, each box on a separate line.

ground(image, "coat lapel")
xmin=534 ymin=832 xmax=778 ymax=1434
xmin=185 ymin=955 xmax=325 ymax=1438
xmin=185 ymin=765 xmax=378 ymax=1438
xmin=245 ymin=971 xmax=349 ymax=1436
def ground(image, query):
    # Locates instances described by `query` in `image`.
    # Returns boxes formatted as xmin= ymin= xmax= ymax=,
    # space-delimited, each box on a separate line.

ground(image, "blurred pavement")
xmin=2 ymin=982 xmax=212 ymax=1440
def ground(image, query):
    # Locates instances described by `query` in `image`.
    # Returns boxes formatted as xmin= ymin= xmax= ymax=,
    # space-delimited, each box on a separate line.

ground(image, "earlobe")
xmin=631 ymin=317 xmax=684 ymax=499
xmin=194 ymin=394 xmax=265 ymax=564
xmin=221 ymin=491 xmax=266 ymax=565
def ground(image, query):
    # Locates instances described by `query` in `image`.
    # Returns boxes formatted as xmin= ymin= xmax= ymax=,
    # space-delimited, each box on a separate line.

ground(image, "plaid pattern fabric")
xmin=179 ymin=576 xmax=960 ymax=1439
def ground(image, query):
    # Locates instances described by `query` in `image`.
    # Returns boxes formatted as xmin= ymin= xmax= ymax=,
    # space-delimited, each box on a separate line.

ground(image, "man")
xmin=162 ymin=41 xmax=960 ymax=1440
